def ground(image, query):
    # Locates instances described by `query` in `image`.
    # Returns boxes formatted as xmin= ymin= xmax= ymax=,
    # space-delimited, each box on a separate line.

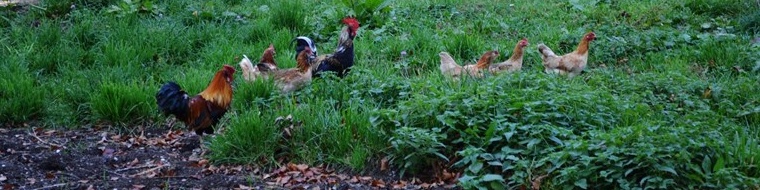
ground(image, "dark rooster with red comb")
xmin=292 ymin=16 xmax=360 ymax=78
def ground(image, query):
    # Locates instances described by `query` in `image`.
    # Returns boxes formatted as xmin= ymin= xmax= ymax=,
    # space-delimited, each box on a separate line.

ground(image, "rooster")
xmin=240 ymin=44 xmax=277 ymax=81
xmin=272 ymin=47 xmax=316 ymax=93
xmin=538 ymin=32 xmax=596 ymax=77
xmin=156 ymin=65 xmax=235 ymax=135
xmin=490 ymin=38 xmax=529 ymax=74
xmin=293 ymin=16 xmax=360 ymax=78
xmin=439 ymin=50 xmax=500 ymax=79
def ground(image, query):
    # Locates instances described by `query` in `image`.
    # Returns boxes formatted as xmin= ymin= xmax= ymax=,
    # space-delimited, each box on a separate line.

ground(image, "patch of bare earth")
xmin=0 ymin=0 xmax=39 ymax=7
xmin=0 ymin=126 xmax=458 ymax=189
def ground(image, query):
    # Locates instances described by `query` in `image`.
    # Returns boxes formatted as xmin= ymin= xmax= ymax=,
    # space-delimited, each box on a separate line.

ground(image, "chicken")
xmin=490 ymin=38 xmax=529 ymax=74
xmin=156 ymin=65 xmax=235 ymax=135
xmin=439 ymin=52 xmax=462 ymax=78
xmin=239 ymin=44 xmax=277 ymax=81
xmin=272 ymin=47 xmax=316 ymax=93
xmin=439 ymin=50 xmax=500 ymax=79
xmin=293 ymin=16 xmax=360 ymax=78
xmin=538 ymin=32 xmax=596 ymax=77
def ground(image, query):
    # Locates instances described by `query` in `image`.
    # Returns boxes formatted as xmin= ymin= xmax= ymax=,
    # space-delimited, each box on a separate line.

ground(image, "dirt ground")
xmin=0 ymin=125 xmax=457 ymax=189
xmin=0 ymin=0 xmax=38 ymax=7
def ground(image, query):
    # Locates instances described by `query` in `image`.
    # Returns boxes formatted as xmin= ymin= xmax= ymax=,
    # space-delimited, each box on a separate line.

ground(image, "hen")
xmin=272 ymin=47 xmax=316 ymax=93
xmin=156 ymin=65 xmax=235 ymax=135
xmin=490 ymin=38 xmax=529 ymax=74
xmin=440 ymin=50 xmax=500 ymax=79
xmin=292 ymin=17 xmax=360 ymax=78
xmin=240 ymin=44 xmax=277 ymax=81
xmin=538 ymin=32 xmax=596 ymax=77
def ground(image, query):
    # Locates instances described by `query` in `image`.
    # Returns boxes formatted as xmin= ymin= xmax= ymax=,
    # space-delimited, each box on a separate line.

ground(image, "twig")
xmin=56 ymin=172 xmax=80 ymax=180
xmin=27 ymin=131 xmax=65 ymax=149
xmin=31 ymin=183 xmax=70 ymax=190
xmin=156 ymin=175 xmax=194 ymax=179
xmin=108 ymin=170 xmax=127 ymax=178
xmin=130 ymin=165 xmax=164 ymax=178
xmin=114 ymin=164 xmax=156 ymax=172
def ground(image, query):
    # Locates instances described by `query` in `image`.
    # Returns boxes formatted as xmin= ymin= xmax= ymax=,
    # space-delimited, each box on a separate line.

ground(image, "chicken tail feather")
xmin=292 ymin=36 xmax=318 ymax=59
xmin=239 ymin=55 xmax=257 ymax=81
xmin=537 ymin=44 xmax=557 ymax=59
xmin=156 ymin=82 xmax=190 ymax=119
xmin=439 ymin=52 xmax=460 ymax=74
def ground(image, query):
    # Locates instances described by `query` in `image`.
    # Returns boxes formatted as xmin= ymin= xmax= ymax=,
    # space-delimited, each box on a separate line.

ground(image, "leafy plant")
xmin=389 ymin=127 xmax=448 ymax=176
xmin=106 ymin=0 xmax=163 ymax=17
xmin=337 ymin=0 xmax=392 ymax=28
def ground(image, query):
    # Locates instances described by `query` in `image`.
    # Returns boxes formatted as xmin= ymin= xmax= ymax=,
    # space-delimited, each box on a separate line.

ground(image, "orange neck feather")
xmin=199 ymin=70 xmax=233 ymax=107
xmin=575 ymin=38 xmax=591 ymax=55
xmin=260 ymin=50 xmax=276 ymax=65
xmin=475 ymin=52 xmax=494 ymax=69
xmin=296 ymin=52 xmax=311 ymax=73
xmin=508 ymin=44 xmax=524 ymax=62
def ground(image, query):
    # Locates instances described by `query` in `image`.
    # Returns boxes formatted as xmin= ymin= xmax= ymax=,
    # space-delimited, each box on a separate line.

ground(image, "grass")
xmin=2 ymin=0 xmax=760 ymax=188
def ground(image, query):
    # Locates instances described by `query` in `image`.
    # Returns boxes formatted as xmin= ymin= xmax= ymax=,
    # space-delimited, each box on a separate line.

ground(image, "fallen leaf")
xmin=296 ymin=164 xmax=308 ymax=172
xmin=278 ymin=175 xmax=291 ymax=185
xmin=132 ymin=184 xmax=145 ymax=190
xmin=380 ymin=157 xmax=388 ymax=171
xmin=532 ymin=174 xmax=549 ymax=190
xmin=78 ymin=180 xmax=89 ymax=183
xmin=45 ymin=172 xmax=55 ymax=179
xmin=127 ymin=158 xmax=140 ymax=166
xmin=102 ymin=148 xmax=115 ymax=158
xmin=237 ymin=184 xmax=253 ymax=190
xmin=86 ymin=185 xmax=95 ymax=190
xmin=110 ymin=176 xmax=119 ymax=181
xmin=371 ymin=179 xmax=386 ymax=188
xmin=0 ymin=174 xmax=6 ymax=181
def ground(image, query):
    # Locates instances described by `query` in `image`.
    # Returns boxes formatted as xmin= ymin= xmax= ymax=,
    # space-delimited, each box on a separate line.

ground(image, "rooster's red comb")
xmin=223 ymin=65 xmax=236 ymax=73
xmin=342 ymin=16 xmax=360 ymax=31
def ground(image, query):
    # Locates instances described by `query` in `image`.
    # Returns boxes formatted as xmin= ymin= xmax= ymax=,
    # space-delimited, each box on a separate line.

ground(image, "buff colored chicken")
xmin=490 ymin=38 xmax=529 ymax=74
xmin=538 ymin=32 xmax=596 ymax=77
xmin=440 ymin=50 xmax=500 ymax=79
xmin=239 ymin=44 xmax=277 ymax=82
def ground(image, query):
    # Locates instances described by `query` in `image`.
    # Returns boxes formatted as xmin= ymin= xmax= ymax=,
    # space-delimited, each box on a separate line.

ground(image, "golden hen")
xmin=272 ymin=47 xmax=316 ymax=93
xmin=490 ymin=38 xmax=529 ymax=74
xmin=440 ymin=50 xmax=500 ymax=79
xmin=240 ymin=44 xmax=277 ymax=81
xmin=538 ymin=32 xmax=596 ymax=77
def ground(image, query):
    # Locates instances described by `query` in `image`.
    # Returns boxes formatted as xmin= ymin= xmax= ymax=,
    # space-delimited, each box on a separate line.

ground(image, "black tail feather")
xmin=156 ymin=82 xmax=190 ymax=120
xmin=292 ymin=36 xmax=317 ymax=59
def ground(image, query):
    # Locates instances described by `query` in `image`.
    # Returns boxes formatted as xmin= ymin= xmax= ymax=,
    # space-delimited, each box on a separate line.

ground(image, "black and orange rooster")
xmin=156 ymin=65 xmax=235 ymax=135
xmin=292 ymin=16 xmax=360 ymax=78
